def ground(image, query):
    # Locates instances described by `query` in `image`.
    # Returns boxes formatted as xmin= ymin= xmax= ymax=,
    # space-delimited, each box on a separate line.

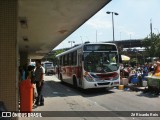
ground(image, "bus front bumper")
xmin=83 ymin=79 xmax=120 ymax=89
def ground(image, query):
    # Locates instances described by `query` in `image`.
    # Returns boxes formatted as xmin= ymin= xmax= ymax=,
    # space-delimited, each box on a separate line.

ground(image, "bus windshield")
xmin=84 ymin=52 xmax=119 ymax=73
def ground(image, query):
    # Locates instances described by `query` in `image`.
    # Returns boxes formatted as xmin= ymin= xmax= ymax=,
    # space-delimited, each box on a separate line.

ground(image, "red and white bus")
xmin=56 ymin=42 xmax=122 ymax=89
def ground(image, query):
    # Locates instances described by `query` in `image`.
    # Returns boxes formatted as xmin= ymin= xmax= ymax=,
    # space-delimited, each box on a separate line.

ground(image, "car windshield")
xmin=84 ymin=52 xmax=119 ymax=73
xmin=44 ymin=63 xmax=53 ymax=68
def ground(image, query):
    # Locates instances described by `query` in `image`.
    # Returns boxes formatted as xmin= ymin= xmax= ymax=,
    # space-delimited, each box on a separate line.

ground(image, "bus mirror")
xmin=119 ymin=54 xmax=122 ymax=63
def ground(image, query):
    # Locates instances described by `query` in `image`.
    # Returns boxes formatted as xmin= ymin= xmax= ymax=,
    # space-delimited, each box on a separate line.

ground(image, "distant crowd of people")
xmin=120 ymin=60 xmax=160 ymax=95
xmin=120 ymin=61 xmax=160 ymax=80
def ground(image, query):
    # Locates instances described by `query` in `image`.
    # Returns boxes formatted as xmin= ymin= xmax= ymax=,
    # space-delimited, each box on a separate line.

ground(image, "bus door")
xmin=78 ymin=53 xmax=82 ymax=86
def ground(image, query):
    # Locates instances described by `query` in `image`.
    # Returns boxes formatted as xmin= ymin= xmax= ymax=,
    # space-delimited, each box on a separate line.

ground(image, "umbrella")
xmin=121 ymin=55 xmax=130 ymax=61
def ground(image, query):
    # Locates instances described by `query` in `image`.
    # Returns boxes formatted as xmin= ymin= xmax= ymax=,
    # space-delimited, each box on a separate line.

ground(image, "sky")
xmin=54 ymin=0 xmax=160 ymax=50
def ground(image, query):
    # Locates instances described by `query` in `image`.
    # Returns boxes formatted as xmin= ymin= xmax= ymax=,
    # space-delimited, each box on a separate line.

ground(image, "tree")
xmin=154 ymin=34 xmax=160 ymax=57
xmin=43 ymin=49 xmax=65 ymax=65
xmin=49 ymin=49 xmax=65 ymax=65
xmin=142 ymin=33 xmax=160 ymax=57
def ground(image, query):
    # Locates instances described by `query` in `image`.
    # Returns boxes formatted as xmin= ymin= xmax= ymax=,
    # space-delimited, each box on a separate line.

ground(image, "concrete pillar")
xmin=20 ymin=52 xmax=28 ymax=67
xmin=0 ymin=0 xmax=18 ymax=112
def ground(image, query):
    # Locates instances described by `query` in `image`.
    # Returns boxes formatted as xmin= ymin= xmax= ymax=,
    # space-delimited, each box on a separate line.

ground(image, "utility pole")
xmin=96 ymin=30 xmax=97 ymax=42
xmin=68 ymin=41 xmax=75 ymax=47
xmin=106 ymin=11 xmax=119 ymax=42
xmin=150 ymin=19 xmax=153 ymax=40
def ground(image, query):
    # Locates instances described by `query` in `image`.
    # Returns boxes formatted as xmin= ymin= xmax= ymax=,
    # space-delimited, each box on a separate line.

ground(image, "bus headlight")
xmin=84 ymin=75 xmax=94 ymax=82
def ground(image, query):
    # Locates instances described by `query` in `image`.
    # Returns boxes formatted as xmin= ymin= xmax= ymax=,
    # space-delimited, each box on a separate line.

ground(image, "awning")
xmin=121 ymin=55 xmax=130 ymax=61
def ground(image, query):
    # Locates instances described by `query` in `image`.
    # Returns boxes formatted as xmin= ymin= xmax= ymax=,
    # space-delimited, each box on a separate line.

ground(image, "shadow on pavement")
xmin=43 ymin=80 xmax=114 ymax=98
xmin=136 ymin=91 xmax=159 ymax=98
xmin=79 ymin=88 xmax=115 ymax=97
xmin=122 ymin=85 xmax=159 ymax=98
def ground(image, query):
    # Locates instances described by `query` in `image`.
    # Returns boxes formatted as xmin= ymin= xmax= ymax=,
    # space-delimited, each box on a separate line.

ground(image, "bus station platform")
xmin=18 ymin=75 xmax=149 ymax=120
xmin=18 ymin=75 xmax=120 ymax=120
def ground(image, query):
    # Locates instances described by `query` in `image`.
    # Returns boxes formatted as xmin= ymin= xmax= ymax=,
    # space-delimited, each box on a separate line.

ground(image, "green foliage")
xmin=44 ymin=49 xmax=65 ymax=65
xmin=142 ymin=33 xmax=160 ymax=57
xmin=130 ymin=58 xmax=138 ymax=66
xmin=56 ymin=49 xmax=64 ymax=55
xmin=50 ymin=49 xmax=65 ymax=59
xmin=130 ymin=58 xmax=138 ymax=63
xmin=51 ymin=49 xmax=65 ymax=64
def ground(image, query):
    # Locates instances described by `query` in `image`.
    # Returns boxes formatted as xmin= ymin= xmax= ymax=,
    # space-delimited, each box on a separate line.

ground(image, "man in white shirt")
xmin=34 ymin=60 xmax=45 ymax=106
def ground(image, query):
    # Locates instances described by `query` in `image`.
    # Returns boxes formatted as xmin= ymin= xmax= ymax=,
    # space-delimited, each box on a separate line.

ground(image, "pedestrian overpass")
xmin=0 ymin=0 xmax=111 ymax=113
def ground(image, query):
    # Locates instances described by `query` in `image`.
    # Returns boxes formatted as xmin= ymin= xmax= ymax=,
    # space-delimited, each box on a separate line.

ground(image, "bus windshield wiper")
xmin=102 ymin=65 xmax=113 ymax=72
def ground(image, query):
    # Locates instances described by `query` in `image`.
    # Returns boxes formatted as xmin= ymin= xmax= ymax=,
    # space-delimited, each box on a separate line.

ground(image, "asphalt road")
xmin=19 ymin=75 xmax=160 ymax=120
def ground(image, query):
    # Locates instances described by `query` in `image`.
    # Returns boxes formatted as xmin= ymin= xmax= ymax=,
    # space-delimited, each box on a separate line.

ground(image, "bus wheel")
xmin=73 ymin=77 xmax=77 ymax=88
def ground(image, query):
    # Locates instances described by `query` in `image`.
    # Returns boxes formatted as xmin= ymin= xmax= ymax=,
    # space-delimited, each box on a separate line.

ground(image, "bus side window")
xmin=64 ymin=54 xmax=68 ymax=66
xmin=63 ymin=56 xmax=65 ymax=66
xmin=69 ymin=53 xmax=72 ymax=65
xmin=60 ymin=56 xmax=62 ymax=65
xmin=73 ymin=51 xmax=77 ymax=65
xmin=67 ymin=54 xmax=69 ymax=65
xmin=71 ymin=52 xmax=74 ymax=65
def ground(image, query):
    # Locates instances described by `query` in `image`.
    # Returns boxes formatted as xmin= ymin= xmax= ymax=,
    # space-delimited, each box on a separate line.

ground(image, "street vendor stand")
xmin=145 ymin=76 xmax=160 ymax=94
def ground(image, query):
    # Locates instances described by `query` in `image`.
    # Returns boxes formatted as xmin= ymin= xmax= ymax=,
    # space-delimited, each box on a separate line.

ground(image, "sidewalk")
xmin=18 ymin=75 xmax=123 ymax=120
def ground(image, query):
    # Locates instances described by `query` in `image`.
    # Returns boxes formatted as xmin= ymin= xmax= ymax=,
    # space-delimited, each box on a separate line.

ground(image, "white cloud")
xmin=118 ymin=26 xmax=135 ymax=36
xmin=97 ymin=32 xmax=103 ymax=35
xmin=55 ymin=0 xmax=160 ymax=49
xmin=86 ymin=10 xmax=111 ymax=29
xmin=86 ymin=19 xmax=111 ymax=29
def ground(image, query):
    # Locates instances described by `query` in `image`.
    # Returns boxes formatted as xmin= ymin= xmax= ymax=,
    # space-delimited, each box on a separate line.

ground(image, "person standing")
xmin=34 ymin=60 xmax=45 ymax=106
xmin=153 ymin=61 xmax=160 ymax=75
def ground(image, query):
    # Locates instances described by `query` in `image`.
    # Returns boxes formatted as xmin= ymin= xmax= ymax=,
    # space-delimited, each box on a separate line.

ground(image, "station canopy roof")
xmin=18 ymin=0 xmax=111 ymax=59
